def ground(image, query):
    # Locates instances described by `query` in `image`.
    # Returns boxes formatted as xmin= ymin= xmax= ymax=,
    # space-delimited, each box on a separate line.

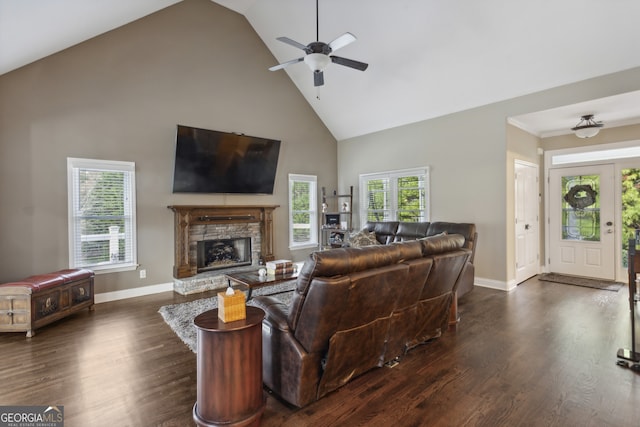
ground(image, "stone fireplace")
xmin=168 ymin=205 xmax=278 ymax=294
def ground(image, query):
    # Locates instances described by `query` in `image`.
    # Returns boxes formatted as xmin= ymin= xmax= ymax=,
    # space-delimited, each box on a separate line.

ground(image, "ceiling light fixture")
xmin=571 ymin=114 xmax=604 ymax=138
xmin=304 ymin=53 xmax=330 ymax=73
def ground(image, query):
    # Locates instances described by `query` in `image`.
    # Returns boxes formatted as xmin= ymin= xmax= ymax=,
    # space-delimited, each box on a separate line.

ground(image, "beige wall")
xmin=0 ymin=0 xmax=337 ymax=293
xmin=339 ymin=105 xmax=508 ymax=284
xmin=542 ymin=124 xmax=640 ymax=151
xmin=338 ymin=67 xmax=640 ymax=286
xmin=3 ymin=0 xmax=640 ymax=292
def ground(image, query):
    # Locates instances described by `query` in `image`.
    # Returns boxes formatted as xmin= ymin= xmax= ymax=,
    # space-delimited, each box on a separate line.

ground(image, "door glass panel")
xmin=561 ymin=174 xmax=600 ymax=241
xmin=621 ymin=168 xmax=640 ymax=267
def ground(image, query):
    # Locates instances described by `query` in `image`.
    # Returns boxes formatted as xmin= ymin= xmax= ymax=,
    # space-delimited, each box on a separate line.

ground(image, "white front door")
xmin=548 ymin=164 xmax=615 ymax=280
xmin=515 ymin=160 xmax=539 ymax=284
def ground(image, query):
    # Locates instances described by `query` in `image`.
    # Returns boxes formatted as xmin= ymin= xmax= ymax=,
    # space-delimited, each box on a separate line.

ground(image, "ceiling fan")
xmin=268 ymin=0 xmax=369 ymax=87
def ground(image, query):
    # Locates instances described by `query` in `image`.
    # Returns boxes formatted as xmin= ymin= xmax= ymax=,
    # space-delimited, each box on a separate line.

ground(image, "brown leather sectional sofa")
xmin=362 ymin=221 xmax=477 ymax=298
xmin=252 ymin=233 xmax=471 ymax=407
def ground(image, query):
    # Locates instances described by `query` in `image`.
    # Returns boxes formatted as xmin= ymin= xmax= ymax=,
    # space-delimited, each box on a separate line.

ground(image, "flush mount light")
xmin=571 ymin=114 xmax=604 ymax=138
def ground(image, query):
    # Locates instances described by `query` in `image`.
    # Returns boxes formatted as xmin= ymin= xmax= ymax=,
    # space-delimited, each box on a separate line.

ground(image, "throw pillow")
xmin=350 ymin=230 xmax=380 ymax=248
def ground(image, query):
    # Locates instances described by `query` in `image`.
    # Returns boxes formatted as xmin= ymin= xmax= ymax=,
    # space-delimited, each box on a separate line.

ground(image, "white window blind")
xmin=359 ymin=167 xmax=429 ymax=225
xmin=289 ymin=174 xmax=318 ymax=249
xmin=67 ymin=158 xmax=137 ymax=273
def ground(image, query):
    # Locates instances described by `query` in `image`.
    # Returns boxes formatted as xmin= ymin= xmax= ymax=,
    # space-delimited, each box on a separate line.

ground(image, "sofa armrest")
xmin=252 ymin=295 xmax=323 ymax=408
xmin=251 ymin=295 xmax=290 ymax=331
xmin=456 ymin=261 xmax=475 ymax=298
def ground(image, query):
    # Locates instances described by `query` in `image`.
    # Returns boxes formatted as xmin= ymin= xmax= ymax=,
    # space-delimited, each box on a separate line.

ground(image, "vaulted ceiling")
xmin=2 ymin=0 xmax=640 ymax=140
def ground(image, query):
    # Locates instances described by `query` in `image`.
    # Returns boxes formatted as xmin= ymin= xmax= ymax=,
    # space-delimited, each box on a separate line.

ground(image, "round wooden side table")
xmin=193 ymin=306 xmax=265 ymax=427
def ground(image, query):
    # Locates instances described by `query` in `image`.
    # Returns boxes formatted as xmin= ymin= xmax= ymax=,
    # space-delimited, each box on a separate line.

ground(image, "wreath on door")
xmin=564 ymin=184 xmax=597 ymax=210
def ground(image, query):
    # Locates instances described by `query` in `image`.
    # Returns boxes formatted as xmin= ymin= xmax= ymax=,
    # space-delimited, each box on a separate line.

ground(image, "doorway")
xmin=547 ymin=164 xmax=615 ymax=280
xmin=544 ymin=142 xmax=640 ymax=282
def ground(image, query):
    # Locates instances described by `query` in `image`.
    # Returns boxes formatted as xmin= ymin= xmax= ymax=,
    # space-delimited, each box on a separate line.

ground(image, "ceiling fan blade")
xmin=314 ymin=70 xmax=324 ymax=87
xmin=328 ymin=32 xmax=356 ymax=52
xmin=330 ymin=56 xmax=369 ymax=71
xmin=269 ymin=57 xmax=304 ymax=71
xmin=276 ymin=37 xmax=308 ymax=51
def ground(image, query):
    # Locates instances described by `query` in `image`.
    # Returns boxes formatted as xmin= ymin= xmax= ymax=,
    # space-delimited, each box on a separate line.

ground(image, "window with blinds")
xmin=67 ymin=158 xmax=137 ymax=273
xmin=289 ymin=174 xmax=318 ymax=249
xmin=359 ymin=167 xmax=429 ymax=225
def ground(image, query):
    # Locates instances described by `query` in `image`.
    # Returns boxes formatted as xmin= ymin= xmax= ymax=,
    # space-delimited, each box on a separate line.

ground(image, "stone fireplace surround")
xmin=168 ymin=205 xmax=278 ymax=294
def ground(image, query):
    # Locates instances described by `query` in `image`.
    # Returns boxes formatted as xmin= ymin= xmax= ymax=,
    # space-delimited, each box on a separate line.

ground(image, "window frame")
xmin=359 ymin=167 xmax=430 ymax=226
xmin=288 ymin=173 xmax=318 ymax=250
xmin=67 ymin=157 xmax=137 ymax=274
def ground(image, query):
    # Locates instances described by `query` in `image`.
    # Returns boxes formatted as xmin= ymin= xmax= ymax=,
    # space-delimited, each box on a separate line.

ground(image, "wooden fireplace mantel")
xmin=168 ymin=205 xmax=279 ymax=279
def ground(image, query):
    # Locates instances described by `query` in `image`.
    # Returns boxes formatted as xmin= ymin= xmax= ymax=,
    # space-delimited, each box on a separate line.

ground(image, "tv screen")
xmin=172 ymin=125 xmax=281 ymax=194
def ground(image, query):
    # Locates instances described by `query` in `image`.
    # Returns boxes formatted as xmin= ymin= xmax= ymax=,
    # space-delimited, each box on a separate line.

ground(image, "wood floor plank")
xmin=1 ymin=277 xmax=639 ymax=426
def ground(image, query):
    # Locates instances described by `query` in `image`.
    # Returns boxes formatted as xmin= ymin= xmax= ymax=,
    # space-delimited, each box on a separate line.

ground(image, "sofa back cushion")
xmin=420 ymin=249 xmax=470 ymax=300
xmin=288 ymin=242 xmax=424 ymax=352
xmin=427 ymin=222 xmax=477 ymax=260
xmin=362 ymin=221 xmax=399 ymax=244
xmin=420 ymin=233 xmax=465 ymax=256
xmin=291 ymin=260 xmax=410 ymax=354
xmin=393 ymin=222 xmax=430 ymax=242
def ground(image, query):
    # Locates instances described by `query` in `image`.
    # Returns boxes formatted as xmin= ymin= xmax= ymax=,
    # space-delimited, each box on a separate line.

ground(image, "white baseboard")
xmin=95 ymin=282 xmax=174 ymax=304
xmin=93 ymin=276 xmax=511 ymax=304
xmin=474 ymin=276 xmax=513 ymax=292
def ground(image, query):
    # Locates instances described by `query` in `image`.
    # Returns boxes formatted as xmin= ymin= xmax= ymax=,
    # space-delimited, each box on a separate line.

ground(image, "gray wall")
xmin=3 ymin=0 xmax=640 ymax=292
xmin=0 ymin=0 xmax=337 ymax=293
xmin=338 ymin=67 xmax=640 ymax=286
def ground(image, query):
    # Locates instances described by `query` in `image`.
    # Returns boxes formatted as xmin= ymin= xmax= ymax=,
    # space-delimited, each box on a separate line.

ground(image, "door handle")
xmin=525 ymin=224 xmax=530 ymax=230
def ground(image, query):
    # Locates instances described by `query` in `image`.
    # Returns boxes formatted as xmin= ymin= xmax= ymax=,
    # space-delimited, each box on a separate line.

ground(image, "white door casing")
xmin=548 ymin=164 xmax=615 ymax=280
xmin=515 ymin=160 xmax=540 ymax=284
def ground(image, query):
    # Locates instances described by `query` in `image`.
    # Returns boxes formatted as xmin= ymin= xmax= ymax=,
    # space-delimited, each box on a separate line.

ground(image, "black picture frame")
xmin=325 ymin=214 xmax=340 ymax=226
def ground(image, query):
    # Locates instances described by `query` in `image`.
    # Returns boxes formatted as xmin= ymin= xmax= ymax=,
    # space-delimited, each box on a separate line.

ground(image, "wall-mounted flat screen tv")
xmin=172 ymin=125 xmax=281 ymax=194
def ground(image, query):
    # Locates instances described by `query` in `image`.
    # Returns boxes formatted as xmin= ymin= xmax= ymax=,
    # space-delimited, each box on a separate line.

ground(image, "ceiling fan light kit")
xmin=268 ymin=0 xmax=368 ymax=87
xmin=571 ymin=114 xmax=604 ymax=138
xmin=304 ymin=53 xmax=330 ymax=72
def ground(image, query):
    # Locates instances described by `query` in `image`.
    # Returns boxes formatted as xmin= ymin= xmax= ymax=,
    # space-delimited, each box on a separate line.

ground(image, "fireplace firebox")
xmin=197 ymin=237 xmax=251 ymax=273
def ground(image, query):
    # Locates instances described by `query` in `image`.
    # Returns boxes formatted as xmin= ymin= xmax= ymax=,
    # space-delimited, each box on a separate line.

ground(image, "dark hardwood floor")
xmin=1 ymin=277 xmax=639 ymax=427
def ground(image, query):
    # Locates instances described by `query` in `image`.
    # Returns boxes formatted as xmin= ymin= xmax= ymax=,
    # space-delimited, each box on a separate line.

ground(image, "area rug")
xmin=158 ymin=282 xmax=295 ymax=353
xmin=538 ymin=273 xmax=624 ymax=292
